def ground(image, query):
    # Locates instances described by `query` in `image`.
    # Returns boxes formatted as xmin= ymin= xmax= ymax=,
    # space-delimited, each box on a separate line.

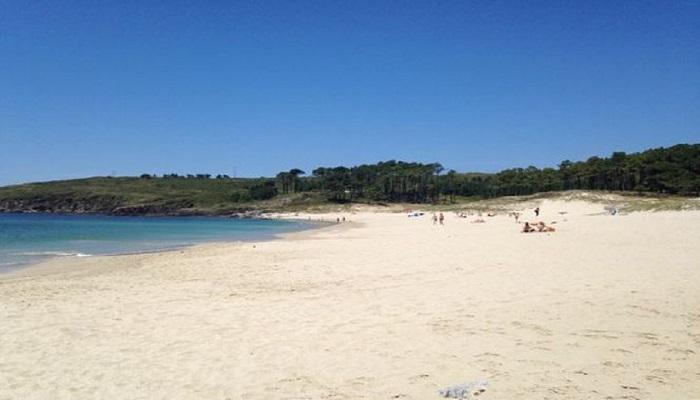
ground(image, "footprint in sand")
xmin=346 ymin=376 xmax=375 ymax=388
xmin=407 ymin=374 xmax=430 ymax=384
xmin=645 ymin=375 xmax=666 ymax=384
xmin=511 ymin=321 xmax=553 ymax=336
xmin=602 ymin=360 xmax=625 ymax=368
xmin=621 ymin=385 xmax=640 ymax=390
xmin=637 ymin=332 xmax=660 ymax=341
xmin=577 ymin=329 xmax=619 ymax=340
xmin=611 ymin=348 xmax=633 ymax=354
xmin=667 ymin=347 xmax=695 ymax=355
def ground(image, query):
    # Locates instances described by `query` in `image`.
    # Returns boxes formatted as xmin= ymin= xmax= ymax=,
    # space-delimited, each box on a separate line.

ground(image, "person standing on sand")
xmin=439 ymin=212 xmax=445 ymax=225
xmin=432 ymin=213 xmax=438 ymax=225
xmin=534 ymin=207 xmax=540 ymax=217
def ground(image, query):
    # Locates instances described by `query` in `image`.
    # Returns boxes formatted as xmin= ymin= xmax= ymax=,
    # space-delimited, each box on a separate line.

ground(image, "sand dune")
xmin=1 ymin=200 xmax=699 ymax=399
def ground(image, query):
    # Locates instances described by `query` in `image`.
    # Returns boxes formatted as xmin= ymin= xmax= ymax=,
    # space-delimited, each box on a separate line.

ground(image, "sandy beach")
xmin=1 ymin=199 xmax=699 ymax=399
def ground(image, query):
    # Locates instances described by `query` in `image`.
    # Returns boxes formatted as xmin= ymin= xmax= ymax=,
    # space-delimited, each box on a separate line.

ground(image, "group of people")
xmin=456 ymin=210 xmax=489 ymax=223
xmin=422 ymin=206 xmax=556 ymax=233
xmin=509 ymin=207 xmax=557 ymax=233
xmin=432 ymin=212 xmax=445 ymax=225
xmin=521 ymin=206 xmax=556 ymax=232
xmin=522 ymin=221 xmax=556 ymax=233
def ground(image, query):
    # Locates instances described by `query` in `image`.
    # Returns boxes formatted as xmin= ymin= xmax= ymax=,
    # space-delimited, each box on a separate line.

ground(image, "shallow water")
xmin=0 ymin=213 xmax=315 ymax=270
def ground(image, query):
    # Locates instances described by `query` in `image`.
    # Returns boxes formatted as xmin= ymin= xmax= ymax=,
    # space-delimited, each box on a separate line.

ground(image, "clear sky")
xmin=1 ymin=1 xmax=698 ymax=185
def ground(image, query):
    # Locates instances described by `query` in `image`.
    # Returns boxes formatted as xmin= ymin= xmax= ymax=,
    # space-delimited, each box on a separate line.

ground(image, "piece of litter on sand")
xmin=439 ymin=380 xmax=489 ymax=399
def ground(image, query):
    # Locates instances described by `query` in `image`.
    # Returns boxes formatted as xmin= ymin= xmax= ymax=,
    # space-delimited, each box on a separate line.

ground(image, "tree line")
xmin=137 ymin=144 xmax=699 ymax=203
xmin=275 ymin=144 xmax=700 ymax=202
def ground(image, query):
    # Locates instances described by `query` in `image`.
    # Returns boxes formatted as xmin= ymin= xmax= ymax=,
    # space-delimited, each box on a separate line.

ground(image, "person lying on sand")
xmin=522 ymin=222 xmax=536 ymax=233
xmin=535 ymin=221 xmax=556 ymax=232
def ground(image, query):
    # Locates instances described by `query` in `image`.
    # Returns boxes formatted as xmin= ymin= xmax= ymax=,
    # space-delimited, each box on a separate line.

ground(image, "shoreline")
xmin=0 ymin=215 xmax=349 ymax=280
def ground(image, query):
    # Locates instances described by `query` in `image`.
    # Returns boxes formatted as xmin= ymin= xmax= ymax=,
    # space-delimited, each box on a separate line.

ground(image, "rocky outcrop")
xmin=0 ymin=197 xmax=204 ymax=216
xmin=0 ymin=197 xmax=119 ymax=214
xmin=228 ymin=210 xmax=269 ymax=219
xmin=0 ymin=195 xmax=269 ymax=217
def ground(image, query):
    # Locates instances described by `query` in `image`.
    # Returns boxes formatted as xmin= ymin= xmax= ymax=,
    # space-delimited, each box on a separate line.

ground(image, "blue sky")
xmin=1 ymin=0 xmax=698 ymax=185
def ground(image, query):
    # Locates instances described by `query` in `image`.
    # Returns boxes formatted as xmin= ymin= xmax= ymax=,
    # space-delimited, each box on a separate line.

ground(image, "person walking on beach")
xmin=432 ymin=213 xmax=438 ymax=225
xmin=534 ymin=207 xmax=540 ymax=217
xmin=439 ymin=212 xmax=445 ymax=225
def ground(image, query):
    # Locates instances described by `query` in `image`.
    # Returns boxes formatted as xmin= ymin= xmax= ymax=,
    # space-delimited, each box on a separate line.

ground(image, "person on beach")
xmin=432 ymin=213 xmax=438 ymax=225
xmin=534 ymin=207 xmax=540 ymax=217
xmin=439 ymin=213 xmax=445 ymax=225
xmin=536 ymin=221 xmax=556 ymax=232
xmin=522 ymin=222 xmax=536 ymax=233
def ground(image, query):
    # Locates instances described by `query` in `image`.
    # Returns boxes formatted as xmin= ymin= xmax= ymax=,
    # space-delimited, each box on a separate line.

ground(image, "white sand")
xmin=1 ymin=200 xmax=699 ymax=399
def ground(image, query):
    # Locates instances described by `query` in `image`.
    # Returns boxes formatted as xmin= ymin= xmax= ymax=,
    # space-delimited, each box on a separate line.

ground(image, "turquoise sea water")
xmin=0 ymin=213 xmax=315 ymax=271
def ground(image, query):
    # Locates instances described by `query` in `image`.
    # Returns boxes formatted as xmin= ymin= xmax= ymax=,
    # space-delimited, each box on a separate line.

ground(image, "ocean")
xmin=0 ymin=213 xmax=315 ymax=271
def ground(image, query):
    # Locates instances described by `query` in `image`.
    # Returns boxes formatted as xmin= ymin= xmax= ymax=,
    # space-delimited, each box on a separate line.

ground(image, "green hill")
xmin=0 ymin=176 xmax=278 ymax=215
xmin=1 ymin=143 xmax=698 ymax=215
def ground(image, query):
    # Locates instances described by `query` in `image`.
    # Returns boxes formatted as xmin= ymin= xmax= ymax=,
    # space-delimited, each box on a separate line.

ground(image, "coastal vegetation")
xmin=1 ymin=144 xmax=698 ymax=215
xmin=301 ymin=144 xmax=700 ymax=201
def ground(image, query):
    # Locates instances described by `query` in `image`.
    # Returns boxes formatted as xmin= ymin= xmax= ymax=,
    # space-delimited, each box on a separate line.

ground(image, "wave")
xmin=0 ymin=261 xmax=19 ymax=267
xmin=14 ymin=251 xmax=92 ymax=258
